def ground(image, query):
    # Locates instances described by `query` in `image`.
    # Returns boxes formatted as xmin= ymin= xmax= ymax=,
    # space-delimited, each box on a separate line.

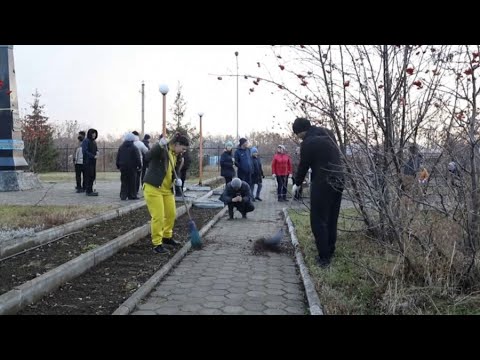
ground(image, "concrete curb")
xmin=0 ymin=221 xmax=149 ymax=315
xmin=0 ymin=190 xmax=217 ymax=315
xmin=113 ymin=205 xmax=229 ymax=315
xmin=0 ymin=200 xmax=146 ymax=261
xmin=0 ymin=176 xmax=221 ymax=261
xmin=282 ymin=208 xmax=323 ymax=315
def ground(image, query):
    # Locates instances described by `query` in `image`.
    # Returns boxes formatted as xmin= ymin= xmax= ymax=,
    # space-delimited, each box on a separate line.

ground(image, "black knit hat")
xmin=292 ymin=118 xmax=311 ymax=134
xmin=239 ymin=138 xmax=248 ymax=146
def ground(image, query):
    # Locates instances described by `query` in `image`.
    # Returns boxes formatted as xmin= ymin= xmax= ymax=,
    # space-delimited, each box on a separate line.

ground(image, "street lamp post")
xmin=235 ymin=51 xmax=239 ymax=144
xmin=159 ymin=84 xmax=169 ymax=138
xmin=141 ymin=81 xmax=145 ymax=137
xmin=198 ymin=112 xmax=204 ymax=186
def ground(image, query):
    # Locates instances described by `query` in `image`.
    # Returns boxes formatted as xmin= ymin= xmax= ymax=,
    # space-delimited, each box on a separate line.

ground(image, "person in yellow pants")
xmin=143 ymin=133 xmax=190 ymax=254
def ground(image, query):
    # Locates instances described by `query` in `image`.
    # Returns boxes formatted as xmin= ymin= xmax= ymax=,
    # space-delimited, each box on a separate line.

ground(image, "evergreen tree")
xmin=168 ymin=82 xmax=201 ymax=176
xmin=21 ymin=90 xmax=57 ymax=172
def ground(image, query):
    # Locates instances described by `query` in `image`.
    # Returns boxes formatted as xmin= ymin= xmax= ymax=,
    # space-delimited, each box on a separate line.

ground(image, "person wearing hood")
xmin=73 ymin=132 xmax=86 ymax=193
xmin=271 ymin=144 xmax=292 ymax=202
xmin=251 ymin=147 xmax=265 ymax=201
xmin=82 ymin=128 xmax=99 ymax=196
xmin=143 ymin=133 xmax=190 ymax=254
xmin=132 ymin=131 xmax=149 ymax=197
xmin=220 ymin=141 xmax=236 ymax=185
xmin=292 ymin=117 xmax=343 ymax=268
xmin=116 ymin=133 xmax=142 ymax=200
xmin=234 ymin=138 xmax=254 ymax=188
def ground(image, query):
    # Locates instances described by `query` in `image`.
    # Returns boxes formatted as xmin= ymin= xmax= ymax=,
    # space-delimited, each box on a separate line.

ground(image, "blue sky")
xmin=14 ymin=45 xmax=292 ymax=139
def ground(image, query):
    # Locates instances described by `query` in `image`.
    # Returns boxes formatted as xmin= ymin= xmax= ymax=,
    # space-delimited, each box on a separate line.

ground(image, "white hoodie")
xmin=133 ymin=135 xmax=149 ymax=167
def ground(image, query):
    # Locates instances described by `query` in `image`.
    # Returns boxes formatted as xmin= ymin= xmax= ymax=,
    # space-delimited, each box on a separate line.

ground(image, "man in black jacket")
xmin=292 ymin=118 xmax=343 ymax=268
xmin=219 ymin=177 xmax=255 ymax=220
xmin=82 ymin=128 xmax=99 ymax=196
xmin=116 ymin=133 xmax=142 ymax=200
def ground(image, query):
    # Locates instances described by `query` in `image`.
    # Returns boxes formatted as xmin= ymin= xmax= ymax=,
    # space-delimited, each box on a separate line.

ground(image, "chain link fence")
xmin=55 ymin=146 xmax=279 ymax=175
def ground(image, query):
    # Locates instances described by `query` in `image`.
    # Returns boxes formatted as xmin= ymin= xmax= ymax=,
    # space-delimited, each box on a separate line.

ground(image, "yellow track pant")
xmin=143 ymin=183 xmax=176 ymax=246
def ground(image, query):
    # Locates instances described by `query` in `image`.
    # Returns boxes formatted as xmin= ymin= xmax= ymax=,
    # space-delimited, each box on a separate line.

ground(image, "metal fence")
xmin=55 ymin=146 xmax=278 ymax=174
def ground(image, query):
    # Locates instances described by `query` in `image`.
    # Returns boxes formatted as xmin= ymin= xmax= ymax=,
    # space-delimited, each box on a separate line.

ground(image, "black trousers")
xmin=175 ymin=170 xmax=188 ymax=195
xmin=135 ymin=170 xmax=141 ymax=195
xmin=75 ymin=164 xmax=85 ymax=190
xmin=180 ymin=169 xmax=187 ymax=186
xmin=84 ymin=161 xmax=97 ymax=194
xmin=310 ymin=181 xmax=343 ymax=260
xmin=228 ymin=201 xmax=255 ymax=217
xmin=276 ymin=175 xmax=288 ymax=199
xmin=224 ymin=176 xmax=233 ymax=185
xmin=120 ymin=168 xmax=137 ymax=199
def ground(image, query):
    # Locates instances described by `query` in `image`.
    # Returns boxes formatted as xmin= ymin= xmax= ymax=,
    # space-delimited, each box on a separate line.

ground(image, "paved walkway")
xmin=132 ymin=179 xmax=307 ymax=315
xmin=0 ymin=178 xmax=213 ymax=208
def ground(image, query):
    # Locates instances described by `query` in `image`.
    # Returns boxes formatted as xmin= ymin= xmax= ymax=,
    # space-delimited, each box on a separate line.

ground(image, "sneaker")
xmin=241 ymin=213 xmax=247 ymax=219
xmin=153 ymin=245 xmax=169 ymax=254
xmin=76 ymin=189 xmax=83 ymax=193
xmin=255 ymin=197 xmax=263 ymax=201
xmin=128 ymin=196 xmax=140 ymax=200
xmin=86 ymin=191 xmax=99 ymax=196
xmin=163 ymin=238 xmax=181 ymax=247
xmin=315 ymin=256 xmax=331 ymax=268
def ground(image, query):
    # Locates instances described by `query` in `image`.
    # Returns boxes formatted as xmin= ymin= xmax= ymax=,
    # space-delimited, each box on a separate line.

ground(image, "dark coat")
xmin=82 ymin=128 xmax=98 ymax=165
xmin=294 ymin=126 xmax=343 ymax=187
xmin=143 ymin=143 xmax=176 ymax=192
xmin=219 ymin=180 xmax=252 ymax=204
xmin=403 ymin=154 xmax=423 ymax=176
xmin=220 ymin=150 xmax=236 ymax=178
xmin=252 ymin=156 xmax=264 ymax=184
xmin=234 ymin=147 xmax=254 ymax=175
xmin=116 ymin=141 xmax=141 ymax=171
xmin=142 ymin=139 xmax=151 ymax=168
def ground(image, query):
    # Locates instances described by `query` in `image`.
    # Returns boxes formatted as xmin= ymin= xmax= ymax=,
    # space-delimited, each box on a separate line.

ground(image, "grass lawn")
xmin=288 ymin=208 xmax=480 ymax=314
xmin=0 ymin=205 xmax=114 ymax=231
xmin=38 ymin=172 xmax=119 ymax=182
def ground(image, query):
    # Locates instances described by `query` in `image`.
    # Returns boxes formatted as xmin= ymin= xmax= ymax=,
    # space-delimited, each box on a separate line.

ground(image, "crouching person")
xmin=220 ymin=177 xmax=255 ymax=220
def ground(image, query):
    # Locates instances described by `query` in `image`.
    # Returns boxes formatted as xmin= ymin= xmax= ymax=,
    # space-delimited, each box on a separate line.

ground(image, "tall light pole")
xmin=141 ymin=81 xmax=145 ymax=137
xmin=235 ymin=51 xmax=239 ymax=144
xmin=159 ymin=84 xmax=169 ymax=138
xmin=198 ymin=112 xmax=204 ymax=186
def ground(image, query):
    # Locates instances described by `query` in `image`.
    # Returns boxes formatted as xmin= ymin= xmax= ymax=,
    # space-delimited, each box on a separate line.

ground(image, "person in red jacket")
xmin=271 ymin=145 xmax=292 ymax=202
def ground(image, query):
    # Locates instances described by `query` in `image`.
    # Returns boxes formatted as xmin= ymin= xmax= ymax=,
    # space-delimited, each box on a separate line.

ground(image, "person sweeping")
xmin=143 ymin=133 xmax=190 ymax=254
